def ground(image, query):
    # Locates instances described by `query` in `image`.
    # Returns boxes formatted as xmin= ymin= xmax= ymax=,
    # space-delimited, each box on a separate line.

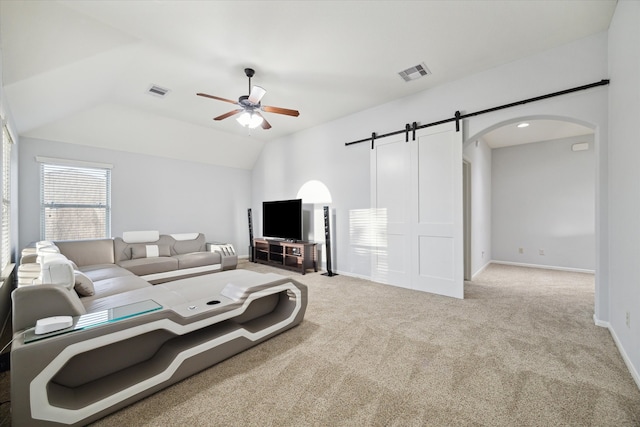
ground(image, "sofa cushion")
xmin=171 ymin=233 xmax=206 ymax=255
xmin=80 ymin=275 xmax=152 ymax=304
xmin=82 ymin=282 xmax=182 ymax=314
xmin=74 ymin=271 xmax=95 ymax=296
xmin=173 ymin=251 xmax=221 ymax=269
xmin=170 ymin=233 xmax=199 ymax=241
xmin=130 ymin=244 xmax=171 ymax=259
xmin=113 ymin=235 xmax=174 ymax=263
xmin=118 ymin=257 xmax=179 ymax=276
xmin=55 ymin=239 xmax=115 ymax=267
xmin=122 ymin=230 xmax=160 ymax=243
xmin=80 ymin=264 xmax=135 ymax=282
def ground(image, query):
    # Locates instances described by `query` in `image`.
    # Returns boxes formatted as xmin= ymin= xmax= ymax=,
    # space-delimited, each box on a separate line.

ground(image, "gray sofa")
xmin=10 ymin=235 xmax=307 ymax=427
xmin=14 ymin=232 xmax=238 ymax=332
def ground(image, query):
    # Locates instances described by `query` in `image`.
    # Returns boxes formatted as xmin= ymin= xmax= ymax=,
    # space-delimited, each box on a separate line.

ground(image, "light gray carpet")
xmin=2 ymin=262 xmax=639 ymax=426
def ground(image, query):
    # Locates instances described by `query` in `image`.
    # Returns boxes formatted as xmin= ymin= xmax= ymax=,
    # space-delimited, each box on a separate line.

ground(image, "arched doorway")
xmin=463 ymin=115 xmax=598 ymax=301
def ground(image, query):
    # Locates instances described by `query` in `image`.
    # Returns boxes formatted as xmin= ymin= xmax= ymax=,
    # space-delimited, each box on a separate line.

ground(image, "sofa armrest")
xmin=207 ymin=243 xmax=238 ymax=270
xmin=20 ymin=252 xmax=38 ymax=264
xmin=12 ymin=285 xmax=87 ymax=333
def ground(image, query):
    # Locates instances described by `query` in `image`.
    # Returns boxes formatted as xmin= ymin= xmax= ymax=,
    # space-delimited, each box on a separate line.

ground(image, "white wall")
xmin=607 ymin=0 xmax=640 ymax=387
xmin=491 ymin=135 xmax=595 ymax=271
xmin=251 ymin=119 xmax=371 ymax=276
xmin=463 ymin=138 xmax=492 ymax=276
xmin=18 ymin=138 xmax=252 ymax=254
xmin=253 ymin=32 xmax=609 ymax=283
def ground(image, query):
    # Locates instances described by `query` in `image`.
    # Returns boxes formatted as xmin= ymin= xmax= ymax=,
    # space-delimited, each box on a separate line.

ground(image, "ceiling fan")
xmin=197 ymin=68 xmax=300 ymax=130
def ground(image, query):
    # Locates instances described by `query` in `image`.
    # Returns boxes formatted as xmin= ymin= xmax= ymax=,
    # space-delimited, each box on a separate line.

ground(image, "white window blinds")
xmin=1 ymin=125 xmax=12 ymax=268
xmin=40 ymin=162 xmax=111 ymax=241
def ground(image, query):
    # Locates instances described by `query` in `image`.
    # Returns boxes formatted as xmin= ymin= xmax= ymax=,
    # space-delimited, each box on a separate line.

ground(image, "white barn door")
xmin=411 ymin=124 xmax=463 ymax=298
xmin=371 ymin=122 xmax=463 ymax=298
xmin=370 ymin=137 xmax=411 ymax=287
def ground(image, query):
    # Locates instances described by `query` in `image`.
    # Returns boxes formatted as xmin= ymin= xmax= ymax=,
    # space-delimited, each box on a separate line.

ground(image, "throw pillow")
xmin=74 ymin=271 xmax=95 ymax=296
xmin=131 ymin=244 xmax=170 ymax=259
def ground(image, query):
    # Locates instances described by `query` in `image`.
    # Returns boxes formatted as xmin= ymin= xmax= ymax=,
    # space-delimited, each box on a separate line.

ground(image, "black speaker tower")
xmin=322 ymin=206 xmax=337 ymax=277
xmin=248 ymin=208 xmax=254 ymax=262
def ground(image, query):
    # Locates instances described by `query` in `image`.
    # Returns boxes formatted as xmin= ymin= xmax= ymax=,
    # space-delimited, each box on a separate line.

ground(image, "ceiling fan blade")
xmin=214 ymin=109 xmax=243 ymax=121
xmin=197 ymin=93 xmax=238 ymax=104
xmin=248 ymin=86 xmax=266 ymax=104
xmin=262 ymin=105 xmax=300 ymax=117
xmin=256 ymin=112 xmax=272 ymax=129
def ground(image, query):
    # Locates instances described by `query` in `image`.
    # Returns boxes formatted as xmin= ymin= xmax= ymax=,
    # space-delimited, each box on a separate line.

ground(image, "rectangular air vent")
xmin=398 ymin=63 xmax=431 ymax=82
xmin=572 ymin=142 xmax=589 ymax=152
xmin=147 ymin=84 xmax=170 ymax=97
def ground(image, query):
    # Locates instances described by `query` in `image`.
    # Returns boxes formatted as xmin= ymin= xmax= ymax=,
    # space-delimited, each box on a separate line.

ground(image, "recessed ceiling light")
xmin=517 ymin=122 xmax=530 ymax=128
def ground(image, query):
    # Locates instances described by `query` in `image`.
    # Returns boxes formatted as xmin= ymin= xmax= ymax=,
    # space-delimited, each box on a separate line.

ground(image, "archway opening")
xmin=463 ymin=116 xmax=596 ymax=281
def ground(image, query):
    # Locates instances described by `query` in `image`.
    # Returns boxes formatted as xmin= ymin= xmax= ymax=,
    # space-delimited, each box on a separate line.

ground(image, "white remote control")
xmin=35 ymin=316 xmax=73 ymax=334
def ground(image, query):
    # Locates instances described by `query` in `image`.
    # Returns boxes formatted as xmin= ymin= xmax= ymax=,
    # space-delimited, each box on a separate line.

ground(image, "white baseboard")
xmin=333 ymin=269 xmax=370 ymax=281
xmin=593 ymin=314 xmax=610 ymax=328
xmin=597 ymin=315 xmax=640 ymax=391
xmin=471 ymin=261 xmax=492 ymax=280
xmin=490 ymin=260 xmax=595 ymax=274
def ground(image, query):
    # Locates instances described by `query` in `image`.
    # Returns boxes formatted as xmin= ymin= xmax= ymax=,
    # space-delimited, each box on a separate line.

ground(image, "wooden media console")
xmin=253 ymin=239 xmax=318 ymax=275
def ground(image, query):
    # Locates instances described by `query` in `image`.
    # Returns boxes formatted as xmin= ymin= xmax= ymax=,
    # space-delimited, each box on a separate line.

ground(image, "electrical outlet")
xmin=518 ymin=248 xmax=524 ymax=254
xmin=626 ymin=311 xmax=630 ymax=328
xmin=539 ymin=249 xmax=545 ymax=256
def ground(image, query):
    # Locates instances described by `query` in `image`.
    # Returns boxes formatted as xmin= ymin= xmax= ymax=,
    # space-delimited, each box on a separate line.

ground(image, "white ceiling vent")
xmin=147 ymin=84 xmax=170 ymax=97
xmin=398 ymin=63 xmax=431 ymax=82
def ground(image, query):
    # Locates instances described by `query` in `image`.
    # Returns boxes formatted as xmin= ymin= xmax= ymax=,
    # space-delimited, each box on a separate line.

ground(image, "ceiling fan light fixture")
xmin=248 ymin=86 xmax=267 ymax=104
xmin=236 ymin=111 xmax=263 ymax=129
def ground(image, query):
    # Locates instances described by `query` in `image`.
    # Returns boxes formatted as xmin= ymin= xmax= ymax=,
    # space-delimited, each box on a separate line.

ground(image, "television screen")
xmin=263 ymin=199 xmax=302 ymax=241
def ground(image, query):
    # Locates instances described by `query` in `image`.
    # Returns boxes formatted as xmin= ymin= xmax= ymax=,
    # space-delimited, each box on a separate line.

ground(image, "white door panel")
xmin=372 ymin=123 xmax=463 ymax=299
xmin=371 ymin=138 xmax=411 ymax=287
xmin=417 ymin=130 xmax=456 ymax=225
xmin=412 ymin=125 xmax=463 ymax=299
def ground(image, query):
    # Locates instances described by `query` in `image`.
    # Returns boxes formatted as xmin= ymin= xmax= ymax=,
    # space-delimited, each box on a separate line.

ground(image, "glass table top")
xmin=24 ymin=299 xmax=162 ymax=343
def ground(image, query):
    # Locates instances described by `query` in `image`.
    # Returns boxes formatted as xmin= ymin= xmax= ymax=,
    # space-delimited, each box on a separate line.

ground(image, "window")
xmin=1 ymin=125 xmax=12 ymax=268
xmin=40 ymin=159 xmax=112 ymax=241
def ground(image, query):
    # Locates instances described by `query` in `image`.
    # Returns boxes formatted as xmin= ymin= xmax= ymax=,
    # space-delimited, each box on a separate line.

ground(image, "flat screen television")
xmin=262 ymin=199 xmax=303 ymax=241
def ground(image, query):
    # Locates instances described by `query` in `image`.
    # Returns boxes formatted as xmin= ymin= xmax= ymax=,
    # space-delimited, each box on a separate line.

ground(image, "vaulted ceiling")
xmin=1 ymin=1 xmax=616 ymax=169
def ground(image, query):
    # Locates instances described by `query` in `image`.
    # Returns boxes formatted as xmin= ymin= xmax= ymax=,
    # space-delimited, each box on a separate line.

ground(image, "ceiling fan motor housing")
xmin=238 ymin=95 xmax=259 ymax=109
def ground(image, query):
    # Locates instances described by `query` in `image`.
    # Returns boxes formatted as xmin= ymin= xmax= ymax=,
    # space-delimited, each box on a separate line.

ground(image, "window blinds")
xmin=1 ymin=126 xmax=12 ymax=268
xmin=40 ymin=162 xmax=111 ymax=241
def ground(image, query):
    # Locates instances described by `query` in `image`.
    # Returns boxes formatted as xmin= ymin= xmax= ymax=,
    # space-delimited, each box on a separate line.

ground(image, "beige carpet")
xmin=2 ymin=262 xmax=639 ymax=426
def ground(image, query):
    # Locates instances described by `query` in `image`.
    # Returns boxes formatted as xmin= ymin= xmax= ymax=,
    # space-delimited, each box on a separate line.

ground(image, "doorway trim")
xmin=463 ymin=159 xmax=472 ymax=281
